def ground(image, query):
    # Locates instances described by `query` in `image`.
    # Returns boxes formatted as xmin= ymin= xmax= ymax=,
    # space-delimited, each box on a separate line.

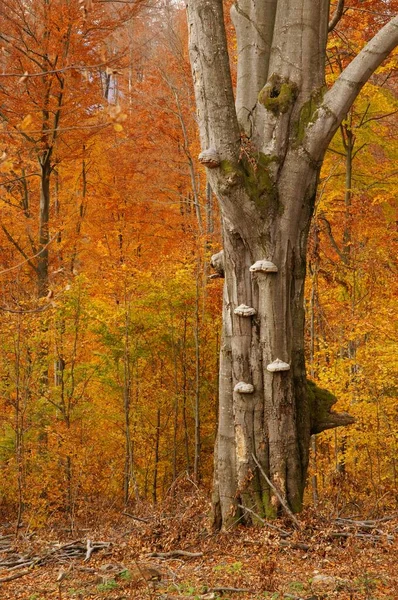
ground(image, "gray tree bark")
xmin=186 ymin=0 xmax=398 ymax=528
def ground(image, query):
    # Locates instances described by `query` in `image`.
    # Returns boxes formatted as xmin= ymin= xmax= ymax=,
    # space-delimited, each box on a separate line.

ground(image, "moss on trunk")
xmin=308 ymin=379 xmax=355 ymax=434
xmin=258 ymin=74 xmax=298 ymax=114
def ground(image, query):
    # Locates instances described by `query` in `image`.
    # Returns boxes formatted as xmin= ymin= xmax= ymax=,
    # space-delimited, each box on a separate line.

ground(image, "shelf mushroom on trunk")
xmin=250 ymin=260 xmax=278 ymax=273
xmin=234 ymin=304 xmax=257 ymax=317
xmin=198 ymin=147 xmax=221 ymax=169
xmin=267 ymin=358 xmax=291 ymax=372
xmin=234 ymin=382 xmax=255 ymax=394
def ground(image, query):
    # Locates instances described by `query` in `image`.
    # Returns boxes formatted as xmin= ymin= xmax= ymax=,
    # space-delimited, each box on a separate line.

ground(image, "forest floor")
xmin=1 ymin=483 xmax=397 ymax=600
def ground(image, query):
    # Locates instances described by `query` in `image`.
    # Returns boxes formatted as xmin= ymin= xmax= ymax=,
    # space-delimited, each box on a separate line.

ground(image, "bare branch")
xmin=1 ymin=224 xmax=37 ymax=272
xmin=0 ymin=56 xmax=127 ymax=79
xmin=308 ymin=16 xmax=398 ymax=156
xmin=252 ymin=453 xmax=301 ymax=528
xmin=0 ymin=304 xmax=52 ymax=314
xmin=318 ymin=214 xmax=345 ymax=263
xmin=0 ymin=232 xmax=59 ymax=276
xmin=237 ymin=504 xmax=290 ymax=535
xmin=328 ymin=0 xmax=345 ymax=33
xmin=311 ymin=410 xmax=356 ymax=434
xmin=149 ymin=550 xmax=203 ymax=558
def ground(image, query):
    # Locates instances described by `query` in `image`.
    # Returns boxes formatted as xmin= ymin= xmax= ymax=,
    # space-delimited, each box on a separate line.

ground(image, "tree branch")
xmin=318 ymin=214 xmax=346 ymax=264
xmin=312 ymin=410 xmax=356 ymax=434
xmin=186 ymin=0 xmax=240 ymax=160
xmin=308 ymin=16 xmax=398 ymax=156
xmin=0 ymin=232 xmax=59 ymax=276
xmin=252 ymin=453 xmax=301 ymax=528
xmin=1 ymin=224 xmax=37 ymax=272
xmin=328 ymin=16 xmax=398 ymax=115
xmin=231 ymin=0 xmax=277 ymax=132
xmin=328 ymin=0 xmax=345 ymax=33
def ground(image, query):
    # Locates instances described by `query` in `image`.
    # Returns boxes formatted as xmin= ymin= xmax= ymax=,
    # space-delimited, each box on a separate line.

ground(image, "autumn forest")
xmin=0 ymin=0 xmax=397 ymax=565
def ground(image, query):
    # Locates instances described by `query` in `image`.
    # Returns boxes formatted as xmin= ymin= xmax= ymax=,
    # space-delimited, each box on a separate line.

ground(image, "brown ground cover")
xmin=1 ymin=485 xmax=397 ymax=600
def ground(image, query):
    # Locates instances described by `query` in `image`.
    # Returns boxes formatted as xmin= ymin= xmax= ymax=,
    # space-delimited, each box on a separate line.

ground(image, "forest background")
xmin=0 ymin=0 xmax=397 ymax=532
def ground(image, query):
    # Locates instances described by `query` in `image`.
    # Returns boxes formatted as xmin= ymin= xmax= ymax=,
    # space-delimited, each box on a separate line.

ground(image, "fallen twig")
xmin=122 ymin=512 xmax=150 ymax=523
xmin=252 ymin=453 xmax=301 ymax=529
xmin=334 ymin=517 xmax=394 ymax=533
xmin=279 ymin=540 xmax=310 ymax=551
xmin=237 ymin=504 xmax=290 ymax=536
xmin=0 ymin=537 xmax=112 ymax=580
xmin=330 ymin=531 xmax=394 ymax=542
xmin=0 ymin=570 xmax=30 ymax=583
xmin=211 ymin=586 xmax=251 ymax=593
xmin=149 ymin=550 xmax=203 ymax=558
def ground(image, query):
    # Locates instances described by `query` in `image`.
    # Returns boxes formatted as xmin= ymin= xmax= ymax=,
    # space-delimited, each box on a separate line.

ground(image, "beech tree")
xmin=185 ymin=0 xmax=398 ymax=528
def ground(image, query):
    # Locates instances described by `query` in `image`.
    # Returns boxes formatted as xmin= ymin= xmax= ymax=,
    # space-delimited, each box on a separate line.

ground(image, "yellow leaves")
xmin=17 ymin=114 xmax=33 ymax=132
xmin=107 ymin=104 xmax=127 ymax=132
xmin=375 ymin=47 xmax=398 ymax=74
xmin=108 ymin=104 xmax=127 ymax=127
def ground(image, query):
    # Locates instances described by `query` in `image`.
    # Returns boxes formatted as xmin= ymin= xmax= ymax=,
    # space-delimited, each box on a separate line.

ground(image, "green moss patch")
xmin=259 ymin=74 xmax=298 ymax=115
xmin=294 ymin=86 xmax=326 ymax=144
xmin=240 ymin=152 xmax=280 ymax=212
xmin=307 ymin=379 xmax=336 ymax=425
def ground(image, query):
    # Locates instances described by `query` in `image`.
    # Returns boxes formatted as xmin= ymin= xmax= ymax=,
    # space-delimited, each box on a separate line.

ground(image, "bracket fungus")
xmin=234 ymin=382 xmax=254 ymax=394
xmin=198 ymin=147 xmax=221 ymax=168
xmin=266 ymin=358 xmax=290 ymax=372
xmin=249 ymin=260 xmax=278 ymax=273
xmin=210 ymin=249 xmax=225 ymax=278
xmin=234 ymin=304 xmax=257 ymax=317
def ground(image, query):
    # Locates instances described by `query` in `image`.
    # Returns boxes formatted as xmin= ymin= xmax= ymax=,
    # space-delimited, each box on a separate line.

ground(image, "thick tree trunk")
xmin=187 ymin=0 xmax=398 ymax=528
xmin=211 ymin=150 xmax=332 ymax=526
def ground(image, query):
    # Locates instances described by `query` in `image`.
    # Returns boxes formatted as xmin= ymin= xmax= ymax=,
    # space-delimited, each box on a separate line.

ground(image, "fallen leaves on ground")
xmin=1 ymin=490 xmax=397 ymax=599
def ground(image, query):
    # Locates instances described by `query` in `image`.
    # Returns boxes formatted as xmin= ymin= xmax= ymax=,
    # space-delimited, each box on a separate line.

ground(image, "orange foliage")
xmin=0 ymin=0 xmax=396 ymax=526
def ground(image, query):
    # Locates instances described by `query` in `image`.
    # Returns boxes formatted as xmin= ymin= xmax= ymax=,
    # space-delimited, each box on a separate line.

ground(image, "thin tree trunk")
xmin=153 ymin=408 xmax=161 ymax=503
xmin=206 ymin=181 xmax=214 ymax=235
xmin=14 ymin=317 xmax=24 ymax=533
xmin=182 ymin=317 xmax=191 ymax=472
xmin=37 ymin=148 xmax=51 ymax=297
xmin=70 ymin=147 xmax=87 ymax=274
xmin=37 ymin=158 xmax=51 ymax=399
xmin=193 ymin=268 xmax=201 ymax=480
xmin=309 ymin=223 xmax=320 ymax=505
xmin=170 ymin=315 xmax=179 ymax=483
xmin=123 ymin=302 xmax=135 ymax=506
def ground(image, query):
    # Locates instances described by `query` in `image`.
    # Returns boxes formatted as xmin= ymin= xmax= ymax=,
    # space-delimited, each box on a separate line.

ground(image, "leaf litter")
xmin=1 ymin=485 xmax=397 ymax=600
